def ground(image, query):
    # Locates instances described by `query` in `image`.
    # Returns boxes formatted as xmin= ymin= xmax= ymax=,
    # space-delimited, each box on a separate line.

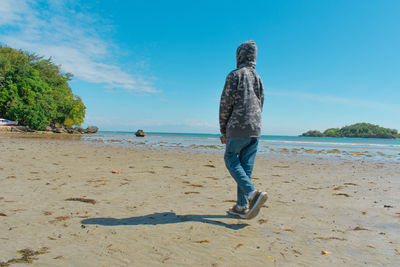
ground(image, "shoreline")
xmin=4 ymin=131 xmax=400 ymax=163
xmin=3 ymin=131 xmax=400 ymax=164
xmin=1 ymin=134 xmax=400 ymax=266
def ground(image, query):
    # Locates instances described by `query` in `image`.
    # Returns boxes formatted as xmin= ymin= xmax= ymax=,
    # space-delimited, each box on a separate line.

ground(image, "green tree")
xmin=0 ymin=45 xmax=85 ymax=130
xmin=301 ymin=130 xmax=324 ymax=137
xmin=323 ymin=128 xmax=340 ymax=137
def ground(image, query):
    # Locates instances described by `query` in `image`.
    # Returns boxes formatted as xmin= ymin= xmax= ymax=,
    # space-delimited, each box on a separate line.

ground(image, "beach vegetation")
xmin=323 ymin=128 xmax=340 ymax=137
xmin=301 ymin=123 xmax=400 ymax=139
xmin=301 ymin=130 xmax=324 ymax=137
xmin=0 ymin=45 xmax=85 ymax=130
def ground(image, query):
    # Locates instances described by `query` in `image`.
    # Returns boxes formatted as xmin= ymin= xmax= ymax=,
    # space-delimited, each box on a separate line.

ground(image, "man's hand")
xmin=220 ymin=135 xmax=227 ymax=144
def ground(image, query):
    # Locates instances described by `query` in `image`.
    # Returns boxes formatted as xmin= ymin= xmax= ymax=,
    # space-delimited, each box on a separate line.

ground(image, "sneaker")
xmin=247 ymin=191 xmax=268 ymax=219
xmin=227 ymin=205 xmax=248 ymax=219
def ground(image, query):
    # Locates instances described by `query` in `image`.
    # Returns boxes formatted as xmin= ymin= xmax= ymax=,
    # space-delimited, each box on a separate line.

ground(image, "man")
xmin=219 ymin=40 xmax=268 ymax=219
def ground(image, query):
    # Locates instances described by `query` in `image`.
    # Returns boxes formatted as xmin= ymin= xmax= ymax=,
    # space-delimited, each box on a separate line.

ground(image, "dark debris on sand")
xmin=65 ymin=197 xmax=96 ymax=204
xmin=0 ymin=247 xmax=48 ymax=266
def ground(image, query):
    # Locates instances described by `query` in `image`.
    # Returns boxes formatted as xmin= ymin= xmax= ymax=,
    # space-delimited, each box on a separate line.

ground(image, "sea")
xmin=81 ymin=132 xmax=400 ymax=162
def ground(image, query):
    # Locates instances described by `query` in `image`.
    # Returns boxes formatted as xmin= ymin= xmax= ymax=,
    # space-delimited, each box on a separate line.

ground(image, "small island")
xmin=301 ymin=123 xmax=400 ymax=139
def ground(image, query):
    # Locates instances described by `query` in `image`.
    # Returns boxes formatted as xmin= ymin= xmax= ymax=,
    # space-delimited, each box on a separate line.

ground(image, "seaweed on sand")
xmin=0 ymin=247 xmax=48 ymax=266
xmin=65 ymin=197 xmax=96 ymax=204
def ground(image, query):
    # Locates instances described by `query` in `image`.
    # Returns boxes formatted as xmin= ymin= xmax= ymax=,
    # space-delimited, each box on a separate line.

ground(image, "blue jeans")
xmin=224 ymin=137 xmax=258 ymax=207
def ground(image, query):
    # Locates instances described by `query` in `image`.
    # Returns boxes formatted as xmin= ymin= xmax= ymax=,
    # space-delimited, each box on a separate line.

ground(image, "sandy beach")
xmin=1 ymin=133 xmax=399 ymax=266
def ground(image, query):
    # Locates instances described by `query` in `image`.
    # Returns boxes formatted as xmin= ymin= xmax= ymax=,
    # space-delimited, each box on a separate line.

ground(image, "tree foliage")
xmin=0 ymin=45 xmax=85 ymax=130
xmin=301 ymin=123 xmax=400 ymax=139
xmin=301 ymin=130 xmax=324 ymax=137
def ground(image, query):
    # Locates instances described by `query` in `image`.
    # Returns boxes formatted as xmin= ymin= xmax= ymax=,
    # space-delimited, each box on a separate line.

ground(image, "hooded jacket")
xmin=219 ymin=40 xmax=264 ymax=138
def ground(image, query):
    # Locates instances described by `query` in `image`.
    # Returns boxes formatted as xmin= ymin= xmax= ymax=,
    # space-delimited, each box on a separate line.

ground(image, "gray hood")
xmin=236 ymin=40 xmax=257 ymax=69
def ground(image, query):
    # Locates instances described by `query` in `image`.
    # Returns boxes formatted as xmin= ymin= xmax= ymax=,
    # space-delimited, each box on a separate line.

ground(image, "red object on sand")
xmin=0 ymin=213 xmax=7 ymax=216
xmin=111 ymin=170 xmax=121 ymax=174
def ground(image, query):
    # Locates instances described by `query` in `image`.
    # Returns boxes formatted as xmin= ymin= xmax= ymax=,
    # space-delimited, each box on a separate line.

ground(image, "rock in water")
xmin=135 ymin=129 xmax=146 ymax=137
xmin=86 ymin=126 xmax=98 ymax=134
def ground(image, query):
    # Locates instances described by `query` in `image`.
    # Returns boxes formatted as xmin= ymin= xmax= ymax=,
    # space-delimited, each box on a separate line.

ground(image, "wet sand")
xmin=1 ymin=133 xmax=399 ymax=266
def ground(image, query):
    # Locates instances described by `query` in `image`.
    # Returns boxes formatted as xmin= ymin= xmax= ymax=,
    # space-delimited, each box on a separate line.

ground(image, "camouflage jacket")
xmin=219 ymin=40 xmax=264 ymax=138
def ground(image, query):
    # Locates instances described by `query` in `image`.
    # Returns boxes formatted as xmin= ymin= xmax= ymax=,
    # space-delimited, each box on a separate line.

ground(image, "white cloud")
xmin=0 ymin=0 xmax=31 ymax=26
xmin=0 ymin=0 xmax=156 ymax=93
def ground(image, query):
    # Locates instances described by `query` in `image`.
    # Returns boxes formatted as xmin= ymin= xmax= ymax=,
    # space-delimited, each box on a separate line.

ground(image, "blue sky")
xmin=1 ymin=0 xmax=399 ymax=135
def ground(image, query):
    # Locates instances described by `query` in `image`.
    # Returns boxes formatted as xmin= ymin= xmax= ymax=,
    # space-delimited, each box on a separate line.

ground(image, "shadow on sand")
xmin=81 ymin=212 xmax=249 ymax=230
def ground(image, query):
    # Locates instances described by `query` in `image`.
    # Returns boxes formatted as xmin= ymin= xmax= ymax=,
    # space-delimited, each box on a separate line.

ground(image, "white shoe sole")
xmin=226 ymin=210 xmax=248 ymax=219
xmin=246 ymin=192 xmax=268 ymax=219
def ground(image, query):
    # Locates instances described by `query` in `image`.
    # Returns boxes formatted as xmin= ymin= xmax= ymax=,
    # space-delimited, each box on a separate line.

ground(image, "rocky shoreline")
xmin=0 ymin=125 xmax=98 ymax=134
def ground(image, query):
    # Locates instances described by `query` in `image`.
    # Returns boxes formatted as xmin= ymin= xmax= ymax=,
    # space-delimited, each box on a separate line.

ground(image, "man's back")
xmin=219 ymin=40 xmax=264 ymax=138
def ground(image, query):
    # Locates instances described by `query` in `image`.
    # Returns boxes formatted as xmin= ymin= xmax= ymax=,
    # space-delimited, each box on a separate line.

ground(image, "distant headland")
xmin=0 ymin=45 xmax=89 ymax=132
xmin=301 ymin=123 xmax=400 ymax=139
